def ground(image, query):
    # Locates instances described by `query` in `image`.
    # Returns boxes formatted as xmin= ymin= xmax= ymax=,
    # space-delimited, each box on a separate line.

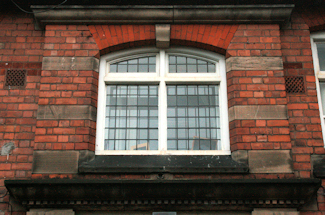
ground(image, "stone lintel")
xmin=32 ymin=151 xmax=79 ymax=174
xmin=226 ymin=57 xmax=283 ymax=72
xmin=156 ymin=24 xmax=171 ymax=49
xmin=248 ymin=150 xmax=293 ymax=173
xmin=228 ymin=105 xmax=288 ymax=121
xmin=252 ymin=208 xmax=299 ymax=215
xmin=42 ymin=57 xmax=99 ymax=72
xmin=27 ymin=209 xmax=75 ymax=215
xmin=37 ymin=105 xmax=96 ymax=121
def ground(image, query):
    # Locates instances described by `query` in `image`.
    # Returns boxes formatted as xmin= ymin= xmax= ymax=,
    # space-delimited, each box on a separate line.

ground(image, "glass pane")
xmin=169 ymin=55 xmax=215 ymax=73
xmin=317 ymin=43 xmax=325 ymax=71
xmin=167 ymin=85 xmax=221 ymax=150
xmin=110 ymin=56 xmax=156 ymax=73
xmin=105 ymin=85 xmax=158 ymax=150
xmin=320 ymin=82 xmax=325 ymax=113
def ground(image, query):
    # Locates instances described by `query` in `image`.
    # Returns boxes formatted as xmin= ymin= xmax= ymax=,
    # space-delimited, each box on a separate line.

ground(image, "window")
xmin=96 ymin=47 xmax=230 ymax=155
xmin=311 ymin=32 xmax=325 ymax=144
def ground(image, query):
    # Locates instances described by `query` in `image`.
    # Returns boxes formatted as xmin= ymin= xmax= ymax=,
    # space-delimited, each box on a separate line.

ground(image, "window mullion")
xmin=159 ymin=50 xmax=167 ymax=151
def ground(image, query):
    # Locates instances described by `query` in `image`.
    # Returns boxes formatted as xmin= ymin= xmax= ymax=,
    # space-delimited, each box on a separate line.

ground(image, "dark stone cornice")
xmin=5 ymin=179 xmax=321 ymax=210
xmin=31 ymin=5 xmax=294 ymax=30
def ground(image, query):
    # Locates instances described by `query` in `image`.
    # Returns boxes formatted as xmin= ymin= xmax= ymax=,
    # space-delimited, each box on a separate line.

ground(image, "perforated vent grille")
xmin=5 ymin=70 xmax=26 ymax=88
xmin=285 ymin=76 xmax=305 ymax=94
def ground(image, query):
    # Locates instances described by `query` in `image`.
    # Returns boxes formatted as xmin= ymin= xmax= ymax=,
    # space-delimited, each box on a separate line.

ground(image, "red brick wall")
xmin=0 ymin=10 xmax=43 ymax=213
xmin=227 ymin=24 xmax=290 ymax=151
xmin=35 ymin=25 xmax=99 ymax=151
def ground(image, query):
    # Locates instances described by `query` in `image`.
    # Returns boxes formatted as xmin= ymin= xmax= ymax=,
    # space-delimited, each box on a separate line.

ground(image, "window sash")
xmin=96 ymin=48 xmax=230 ymax=155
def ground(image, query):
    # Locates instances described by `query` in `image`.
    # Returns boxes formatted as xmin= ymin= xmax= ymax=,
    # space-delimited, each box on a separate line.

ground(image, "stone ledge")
xmin=226 ymin=57 xmax=283 ymax=72
xmin=229 ymin=105 xmax=288 ymax=121
xmin=42 ymin=57 xmax=99 ymax=71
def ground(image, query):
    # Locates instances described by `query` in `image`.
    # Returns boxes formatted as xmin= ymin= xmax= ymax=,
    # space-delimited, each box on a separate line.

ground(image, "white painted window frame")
xmin=311 ymin=31 xmax=325 ymax=145
xmin=96 ymin=47 xmax=230 ymax=155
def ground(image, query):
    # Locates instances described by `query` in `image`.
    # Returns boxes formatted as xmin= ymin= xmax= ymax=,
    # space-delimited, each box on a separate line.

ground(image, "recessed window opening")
xmin=96 ymin=47 xmax=230 ymax=155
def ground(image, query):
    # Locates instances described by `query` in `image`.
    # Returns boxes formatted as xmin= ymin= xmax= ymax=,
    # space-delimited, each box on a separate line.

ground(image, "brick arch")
xmin=299 ymin=7 xmax=325 ymax=32
xmin=88 ymin=24 xmax=238 ymax=56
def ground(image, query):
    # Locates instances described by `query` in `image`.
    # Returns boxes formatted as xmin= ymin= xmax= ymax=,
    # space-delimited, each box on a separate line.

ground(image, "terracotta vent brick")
xmin=5 ymin=69 xmax=26 ymax=89
xmin=285 ymin=76 xmax=305 ymax=94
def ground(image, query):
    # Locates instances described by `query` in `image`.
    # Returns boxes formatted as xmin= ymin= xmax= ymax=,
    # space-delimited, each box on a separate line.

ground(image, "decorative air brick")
xmin=5 ymin=69 xmax=26 ymax=89
xmin=285 ymin=76 xmax=305 ymax=94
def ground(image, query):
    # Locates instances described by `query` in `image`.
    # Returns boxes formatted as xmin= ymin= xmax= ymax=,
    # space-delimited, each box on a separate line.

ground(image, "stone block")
xmin=248 ymin=150 xmax=293 ymax=173
xmin=0 ymin=43 xmax=4 ymax=49
xmin=252 ymin=209 xmax=299 ymax=215
xmin=156 ymin=24 xmax=170 ymax=48
xmin=27 ymin=209 xmax=74 ymax=215
xmin=228 ymin=105 xmax=287 ymax=121
xmin=231 ymin=150 xmax=248 ymax=165
xmin=42 ymin=57 xmax=99 ymax=72
xmin=37 ymin=105 xmax=96 ymax=121
xmin=32 ymin=151 xmax=79 ymax=173
xmin=226 ymin=57 xmax=283 ymax=72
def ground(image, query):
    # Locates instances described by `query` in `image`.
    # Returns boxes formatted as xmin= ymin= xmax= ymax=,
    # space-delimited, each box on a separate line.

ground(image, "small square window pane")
xmin=127 ymin=117 xmax=137 ymax=128
xmin=149 ymin=96 xmax=158 ymax=105
xmin=177 ymin=65 xmax=186 ymax=73
xmin=110 ymin=64 xmax=117 ymax=73
xmin=149 ymin=65 xmax=156 ymax=73
xmin=118 ymin=64 xmax=127 ymax=73
xmin=178 ymin=118 xmax=186 ymax=128
xmin=149 ymin=57 xmax=156 ymax=64
xmin=167 ymin=96 xmax=176 ymax=106
xmin=149 ymin=129 xmax=158 ymax=139
xmin=167 ymin=86 xmax=176 ymax=95
xmin=128 ymin=86 xmax=138 ymax=94
xmin=178 ymin=129 xmax=187 ymax=139
xmin=178 ymin=140 xmax=188 ymax=150
xmin=188 ymin=65 xmax=197 ymax=73
xmin=177 ymin=86 xmax=186 ymax=95
xmin=177 ymin=96 xmax=187 ymax=106
xmin=139 ymin=65 xmax=148 ymax=73
xmin=187 ymin=57 xmax=196 ymax=64
xmin=167 ymin=129 xmax=176 ymax=139
xmin=149 ymin=107 xmax=158 ymax=116
xmin=128 ymin=65 xmax=137 ymax=73
xmin=167 ymin=108 xmax=176 ymax=116
xmin=167 ymin=140 xmax=177 ymax=150
xmin=149 ymin=140 xmax=158 ymax=150
xmin=208 ymin=64 xmax=215 ymax=73
xmin=149 ymin=118 xmax=158 ymax=128
xmin=168 ymin=118 xmax=177 ymax=128
xmin=169 ymin=65 xmax=176 ymax=73
xmin=139 ymin=118 xmax=148 ymax=128
xmin=177 ymin=56 xmax=186 ymax=64
xmin=116 ymin=140 xmax=126 ymax=150
xmin=139 ymin=108 xmax=148 ymax=116
xmin=105 ymin=140 xmax=115 ymax=150
xmin=128 ymin=59 xmax=137 ymax=64
xmin=127 ymin=129 xmax=137 ymax=139
xmin=139 ymin=57 xmax=149 ymax=64
xmin=169 ymin=56 xmax=176 ymax=64
xmin=126 ymin=140 xmax=137 ymax=150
